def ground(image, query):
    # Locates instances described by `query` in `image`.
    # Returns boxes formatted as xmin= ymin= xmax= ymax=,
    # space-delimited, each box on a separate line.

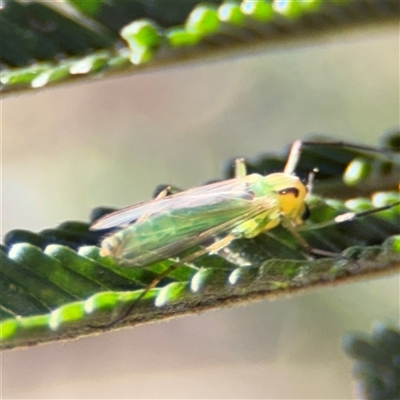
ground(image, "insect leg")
xmin=283 ymin=140 xmax=303 ymax=175
xmin=153 ymin=184 xmax=183 ymax=198
xmin=91 ymin=233 xmax=237 ymax=329
xmin=286 ymin=200 xmax=399 ymax=262
xmin=283 ymin=220 xmax=346 ymax=259
xmin=234 ymin=158 xmax=248 ymax=178
xmin=300 ymin=140 xmax=396 ymax=157
xmin=136 ymin=186 xmax=171 ymax=224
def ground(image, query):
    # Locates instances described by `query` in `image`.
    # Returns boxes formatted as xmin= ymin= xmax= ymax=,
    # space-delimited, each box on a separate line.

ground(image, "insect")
xmin=90 ymin=140 xmax=399 ymax=327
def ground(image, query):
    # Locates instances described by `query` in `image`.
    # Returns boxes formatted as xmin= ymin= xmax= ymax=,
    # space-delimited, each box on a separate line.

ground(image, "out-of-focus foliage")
xmin=1 ymin=0 xmax=399 ymax=94
xmin=343 ymin=322 xmax=400 ymax=400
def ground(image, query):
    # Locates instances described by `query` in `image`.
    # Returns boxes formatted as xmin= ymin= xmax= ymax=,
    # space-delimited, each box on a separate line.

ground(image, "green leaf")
xmin=1 ymin=0 xmax=399 ymax=94
xmin=1 ymin=138 xmax=399 ymax=350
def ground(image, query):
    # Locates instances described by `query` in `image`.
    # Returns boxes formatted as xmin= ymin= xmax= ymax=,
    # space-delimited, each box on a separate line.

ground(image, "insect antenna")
xmin=284 ymin=199 xmax=399 ymax=267
xmin=298 ymin=201 xmax=400 ymax=231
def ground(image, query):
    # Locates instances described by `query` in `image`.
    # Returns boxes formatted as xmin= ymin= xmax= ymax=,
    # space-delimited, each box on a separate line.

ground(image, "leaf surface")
xmin=1 ymin=141 xmax=399 ymax=350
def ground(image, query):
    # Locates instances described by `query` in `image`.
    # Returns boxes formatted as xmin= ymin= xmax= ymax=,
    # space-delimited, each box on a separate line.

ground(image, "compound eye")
xmin=302 ymin=204 xmax=311 ymax=221
xmin=278 ymin=187 xmax=299 ymax=198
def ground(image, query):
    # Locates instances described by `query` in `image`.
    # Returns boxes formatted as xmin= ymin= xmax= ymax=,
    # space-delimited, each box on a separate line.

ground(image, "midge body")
xmin=91 ymin=141 xmax=311 ymax=267
xmin=90 ymin=139 xmax=399 ymax=327
xmin=91 ymin=139 xmax=398 ymax=266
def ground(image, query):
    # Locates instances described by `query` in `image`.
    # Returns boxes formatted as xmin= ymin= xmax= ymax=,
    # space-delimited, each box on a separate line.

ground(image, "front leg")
xmin=282 ymin=218 xmax=356 ymax=260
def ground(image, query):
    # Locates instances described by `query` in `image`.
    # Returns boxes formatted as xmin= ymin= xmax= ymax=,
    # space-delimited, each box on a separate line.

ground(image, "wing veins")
xmin=120 ymin=202 xmax=273 ymax=266
xmin=91 ymin=178 xmax=258 ymax=230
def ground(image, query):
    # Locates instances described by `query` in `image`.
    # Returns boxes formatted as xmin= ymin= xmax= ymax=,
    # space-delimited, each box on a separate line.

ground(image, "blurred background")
xmin=2 ymin=24 xmax=399 ymax=399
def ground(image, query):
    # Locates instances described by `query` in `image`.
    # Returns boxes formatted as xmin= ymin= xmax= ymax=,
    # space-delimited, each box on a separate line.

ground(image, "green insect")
xmin=90 ymin=140 xmax=399 ymax=327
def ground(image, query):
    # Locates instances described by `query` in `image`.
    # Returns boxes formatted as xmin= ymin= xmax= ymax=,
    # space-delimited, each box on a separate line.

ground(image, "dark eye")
xmin=278 ymin=187 xmax=299 ymax=198
xmin=302 ymin=204 xmax=311 ymax=221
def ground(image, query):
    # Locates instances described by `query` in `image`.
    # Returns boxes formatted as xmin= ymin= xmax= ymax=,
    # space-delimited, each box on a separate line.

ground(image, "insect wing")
xmin=96 ymin=175 xmax=279 ymax=265
xmin=91 ymin=177 xmax=258 ymax=230
xmin=116 ymin=203 xmax=270 ymax=266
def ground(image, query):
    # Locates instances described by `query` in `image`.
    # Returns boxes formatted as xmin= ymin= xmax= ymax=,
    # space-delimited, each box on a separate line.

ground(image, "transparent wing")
xmin=117 ymin=203 xmax=271 ymax=266
xmin=91 ymin=176 xmax=260 ymax=230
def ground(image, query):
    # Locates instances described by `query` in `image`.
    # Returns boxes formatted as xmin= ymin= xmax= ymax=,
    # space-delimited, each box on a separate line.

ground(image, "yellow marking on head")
xmin=264 ymin=173 xmax=308 ymax=225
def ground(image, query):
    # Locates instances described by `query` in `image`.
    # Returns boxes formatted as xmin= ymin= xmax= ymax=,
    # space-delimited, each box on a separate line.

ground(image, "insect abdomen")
xmin=100 ymin=203 xmax=248 ymax=266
